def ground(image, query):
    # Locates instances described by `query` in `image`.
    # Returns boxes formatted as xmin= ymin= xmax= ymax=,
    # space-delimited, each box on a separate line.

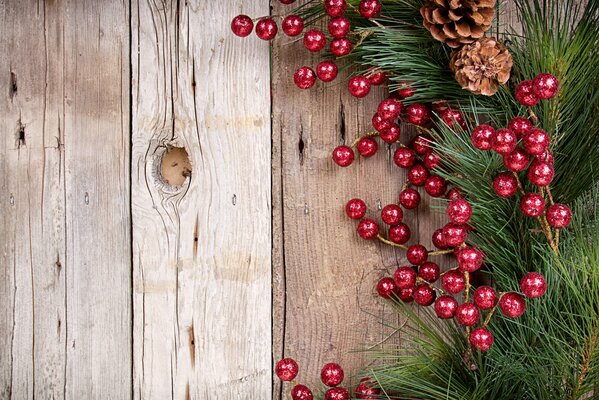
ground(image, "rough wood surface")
xmin=131 ymin=1 xmax=271 ymax=398
xmin=0 ymin=0 xmax=131 ymax=398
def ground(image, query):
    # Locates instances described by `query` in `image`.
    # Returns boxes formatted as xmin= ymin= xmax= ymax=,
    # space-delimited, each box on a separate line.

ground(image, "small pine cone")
xmin=450 ymin=37 xmax=513 ymax=96
xmin=420 ymin=0 xmax=496 ymax=48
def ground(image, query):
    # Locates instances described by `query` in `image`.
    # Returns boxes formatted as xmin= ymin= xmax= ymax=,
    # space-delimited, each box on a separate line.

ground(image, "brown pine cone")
xmin=420 ymin=0 xmax=496 ymax=48
xmin=449 ymin=37 xmax=513 ymax=96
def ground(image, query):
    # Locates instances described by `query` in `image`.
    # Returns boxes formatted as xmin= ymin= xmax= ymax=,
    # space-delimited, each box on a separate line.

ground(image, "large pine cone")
xmin=420 ymin=0 xmax=496 ymax=48
xmin=450 ymin=37 xmax=512 ymax=96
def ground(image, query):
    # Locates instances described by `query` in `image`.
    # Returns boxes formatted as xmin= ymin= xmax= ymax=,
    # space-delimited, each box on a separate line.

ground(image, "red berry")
xmin=508 ymin=116 xmax=533 ymax=138
xmin=345 ymin=198 xmax=367 ymax=220
xmin=411 ymin=134 xmax=433 ymax=155
xmin=440 ymin=107 xmax=466 ymax=129
xmin=294 ymin=66 xmax=316 ymax=89
xmin=399 ymin=188 xmax=420 ymax=209
xmin=446 ymin=187 xmax=462 ymax=200
xmin=493 ymin=172 xmax=518 ymax=198
xmin=499 ymin=292 xmax=526 ymax=318
xmin=389 ymin=223 xmax=411 ymax=244
xmin=405 ymin=103 xmax=431 ymax=126
xmin=520 ymin=272 xmax=547 ymax=298
xmin=535 ymin=150 xmax=554 ymax=165
xmin=546 ymin=203 xmax=572 ymax=228
xmin=514 ymin=80 xmax=539 ymax=107
xmin=471 ymin=125 xmax=495 ymax=150
xmin=432 ymin=228 xmax=448 ymax=249
xmin=381 ymin=204 xmax=403 ymax=226
xmin=413 ymin=284 xmax=436 ymax=306
xmin=316 ymin=60 xmax=339 ymax=82
xmin=359 ymin=0 xmax=382 ymax=18
xmin=418 ymin=261 xmax=440 ymax=282
xmin=368 ymin=71 xmax=387 ymax=85
xmin=292 ymin=384 xmax=314 ymax=400
xmin=408 ymin=164 xmax=429 ymax=186
xmin=519 ymin=192 xmax=546 ymax=217
xmin=372 ymin=113 xmax=392 ymax=132
xmin=356 ymin=137 xmax=378 ymax=157
xmin=503 ymin=148 xmax=531 ymax=172
xmin=522 ymin=128 xmax=550 ymax=156
xmin=407 ymin=244 xmax=428 ymax=265
xmin=328 ymin=17 xmax=351 ymax=38
xmin=348 ymin=76 xmax=371 ymax=98
xmin=279 ymin=0 xmax=296 ymax=3
xmin=397 ymin=86 xmax=415 ymax=99
xmin=355 ymin=378 xmax=380 ymax=399
xmin=397 ymin=287 xmax=414 ymax=302
xmin=275 ymin=358 xmax=299 ymax=381
xmin=434 ymin=295 xmax=459 ymax=319
xmin=255 ymin=18 xmax=278 ymax=40
xmin=332 ymin=145 xmax=354 ymax=167
xmin=304 ymin=29 xmax=326 ymax=52
xmin=377 ymin=98 xmax=402 ymax=120
xmin=394 ymin=266 xmax=417 ymax=289
xmin=527 ymin=160 xmax=554 ymax=187
xmin=473 ymin=286 xmax=497 ymax=310
xmin=377 ymin=277 xmax=399 ymax=299
xmin=321 ymin=363 xmax=344 ymax=387
xmin=324 ymin=0 xmax=347 ymax=17
xmin=455 ymin=303 xmax=480 ymax=326
xmin=357 ymin=219 xmax=379 ymax=240
xmin=282 ymin=15 xmax=304 ymax=36
xmin=492 ymin=128 xmax=518 ymax=155
xmin=469 ymin=327 xmax=494 ymax=352
xmin=393 ymin=147 xmax=416 ymax=168
xmin=457 ymin=246 xmax=484 ymax=272
xmin=231 ymin=15 xmax=253 ymax=37
xmin=441 ymin=269 xmax=465 ymax=294
xmin=532 ymin=73 xmax=559 ymax=100
xmin=330 ymin=38 xmax=352 ymax=56
xmin=380 ymin=124 xmax=400 ymax=144
xmin=442 ymin=223 xmax=468 ymax=246
xmin=423 ymin=151 xmax=441 ymax=170
xmin=325 ymin=387 xmax=349 ymax=400
xmin=425 ymin=175 xmax=447 ymax=197
xmin=446 ymin=198 xmax=472 ymax=224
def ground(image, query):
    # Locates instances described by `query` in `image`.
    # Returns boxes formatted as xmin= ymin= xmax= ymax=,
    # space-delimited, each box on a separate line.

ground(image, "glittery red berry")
xmin=446 ymin=198 xmax=472 ymax=224
xmin=275 ymin=358 xmax=299 ymax=381
xmin=316 ymin=60 xmax=339 ymax=82
xmin=519 ymin=192 xmax=546 ymax=217
xmin=380 ymin=124 xmax=400 ymax=144
xmin=471 ymin=125 xmax=495 ymax=150
xmin=441 ymin=269 xmax=466 ymax=294
xmin=469 ymin=327 xmax=494 ymax=352
xmin=399 ymin=188 xmax=421 ymax=209
xmin=413 ymin=284 xmax=436 ymax=306
xmin=492 ymin=128 xmax=518 ymax=155
xmin=292 ymin=384 xmax=314 ymax=400
xmin=440 ymin=107 xmax=466 ymax=129
xmin=394 ymin=266 xmax=417 ymax=289
xmin=499 ymin=292 xmax=526 ymax=318
xmin=325 ymin=387 xmax=349 ymax=400
xmin=231 ymin=15 xmax=254 ymax=37
xmin=324 ymin=0 xmax=347 ymax=17
xmin=256 ymin=18 xmax=278 ymax=40
xmin=434 ymin=295 xmax=458 ymax=319
xmin=508 ymin=116 xmax=533 ymax=138
xmin=520 ymin=272 xmax=547 ymax=298
xmin=389 ymin=223 xmax=411 ymax=244
xmin=279 ymin=0 xmax=296 ymax=3
xmin=304 ymin=29 xmax=326 ymax=52
xmin=368 ymin=71 xmax=387 ymax=85
xmin=532 ymin=73 xmax=559 ymax=100
xmin=546 ymin=203 xmax=572 ymax=228
xmin=359 ymin=0 xmax=382 ymax=18
xmin=378 ymin=98 xmax=402 ymax=120
xmin=493 ymin=172 xmax=518 ymax=198
xmin=282 ymin=15 xmax=304 ymax=36
xmin=405 ymin=103 xmax=431 ymax=126
xmin=356 ymin=137 xmax=377 ymax=157
xmin=446 ymin=187 xmax=462 ymax=200
xmin=527 ymin=161 xmax=554 ymax=187
xmin=432 ymin=228 xmax=448 ymax=249
xmin=321 ymin=363 xmax=344 ymax=387
xmin=348 ymin=76 xmax=371 ymax=98
xmin=332 ymin=145 xmax=354 ymax=167
xmin=328 ymin=17 xmax=351 ymax=38
xmin=522 ymin=128 xmax=550 ymax=156
xmin=503 ymin=147 xmax=531 ymax=172
xmin=456 ymin=303 xmax=480 ymax=326
xmin=372 ymin=113 xmax=392 ymax=132
xmin=330 ymin=38 xmax=352 ymax=56
xmin=425 ymin=175 xmax=447 ymax=197
xmin=457 ymin=246 xmax=484 ymax=272
xmin=345 ymin=198 xmax=367 ymax=220
xmin=294 ymin=66 xmax=316 ymax=89
xmin=408 ymin=164 xmax=430 ymax=186
xmin=535 ymin=150 xmax=554 ymax=165
xmin=377 ymin=277 xmax=399 ymax=299
xmin=514 ymin=80 xmax=539 ymax=107
xmin=473 ymin=286 xmax=497 ymax=310
xmin=381 ymin=204 xmax=403 ymax=226
xmin=418 ymin=261 xmax=440 ymax=282
xmin=407 ymin=244 xmax=428 ymax=265
xmin=442 ymin=223 xmax=468 ymax=247
xmin=357 ymin=219 xmax=379 ymax=240
xmin=397 ymin=86 xmax=415 ymax=99
xmin=393 ymin=147 xmax=416 ymax=168
xmin=411 ymin=134 xmax=433 ymax=155
xmin=397 ymin=287 xmax=414 ymax=302
xmin=423 ymin=151 xmax=441 ymax=170
xmin=355 ymin=378 xmax=380 ymax=399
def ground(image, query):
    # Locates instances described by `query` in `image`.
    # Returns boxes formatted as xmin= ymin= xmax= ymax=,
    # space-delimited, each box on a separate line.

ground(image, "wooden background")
xmin=0 ymin=0 xmax=518 ymax=398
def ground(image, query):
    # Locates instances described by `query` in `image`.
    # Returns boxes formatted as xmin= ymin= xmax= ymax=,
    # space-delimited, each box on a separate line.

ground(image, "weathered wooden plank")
xmin=0 ymin=0 xmax=131 ymax=398
xmin=131 ymin=1 xmax=271 ymax=398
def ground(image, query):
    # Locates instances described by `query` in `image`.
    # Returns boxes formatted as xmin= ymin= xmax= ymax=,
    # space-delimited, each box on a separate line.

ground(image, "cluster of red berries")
xmin=275 ymin=358 xmax=380 ymax=399
xmin=514 ymin=73 xmax=560 ymax=106
xmin=231 ymin=0 xmax=386 ymax=95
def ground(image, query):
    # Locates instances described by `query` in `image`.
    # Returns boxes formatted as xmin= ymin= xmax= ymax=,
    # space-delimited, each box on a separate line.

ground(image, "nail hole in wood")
xmin=160 ymin=147 xmax=192 ymax=188
xmin=9 ymin=72 xmax=17 ymax=99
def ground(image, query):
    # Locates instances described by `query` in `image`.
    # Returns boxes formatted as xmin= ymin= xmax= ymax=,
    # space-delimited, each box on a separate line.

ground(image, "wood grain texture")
xmin=131 ymin=1 xmax=271 ymax=398
xmin=0 ymin=0 xmax=131 ymax=398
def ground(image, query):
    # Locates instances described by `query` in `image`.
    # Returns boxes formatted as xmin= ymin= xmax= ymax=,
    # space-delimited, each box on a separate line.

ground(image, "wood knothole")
xmin=154 ymin=145 xmax=192 ymax=192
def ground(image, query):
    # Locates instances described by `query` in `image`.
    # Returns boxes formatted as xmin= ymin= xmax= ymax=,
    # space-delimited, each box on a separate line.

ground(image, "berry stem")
xmin=376 ymin=234 xmax=408 ymax=250
xmin=482 ymin=305 xmax=497 ymax=328
xmin=545 ymin=186 xmax=555 ymax=206
xmin=464 ymin=270 xmax=470 ymax=303
xmin=429 ymin=249 xmax=454 ymax=256
xmin=527 ymin=107 xmax=539 ymax=125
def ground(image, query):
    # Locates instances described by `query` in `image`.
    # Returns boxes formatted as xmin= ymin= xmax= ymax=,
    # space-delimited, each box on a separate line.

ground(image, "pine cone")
xmin=420 ymin=0 xmax=496 ymax=48
xmin=449 ymin=37 xmax=513 ymax=96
